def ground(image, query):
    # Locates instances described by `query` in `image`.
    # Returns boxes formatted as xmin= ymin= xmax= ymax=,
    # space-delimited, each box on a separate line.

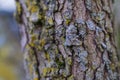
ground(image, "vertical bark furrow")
xmin=84 ymin=0 xmax=119 ymax=80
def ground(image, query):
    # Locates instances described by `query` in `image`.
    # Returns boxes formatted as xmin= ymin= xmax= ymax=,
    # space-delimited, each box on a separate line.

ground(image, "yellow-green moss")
xmin=34 ymin=77 xmax=39 ymax=80
xmin=42 ymin=4 xmax=48 ymax=10
xmin=39 ymin=39 xmax=46 ymax=47
xmin=67 ymin=57 xmax=72 ymax=65
xmin=65 ymin=19 xmax=71 ymax=25
xmin=110 ymin=63 xmax=116 ymax=70
xmin=16 ymin=2 xmax=21 ymax=15
xmin=42 ymin=68 xmax=57 ymax=77
xmin=55 ymin=48 xmax=59 ymax=54
xmin=48 ymin=17 xmax=54 ymax=25
xmin=67 ymin=75 xmax=74 ymax=80
xmin=45 ymin=52 xmax=50 ymax=62
xmin=31 ymin=34 xmax=37 ymax=42
xmin=29 ymin=42 xmax=35 ymax=47
xmin=30 ymin=5 xmax=39 ymax=13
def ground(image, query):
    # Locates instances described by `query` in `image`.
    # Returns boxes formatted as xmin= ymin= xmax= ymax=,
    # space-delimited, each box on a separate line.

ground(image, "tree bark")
xmin=17 ymin=0 xmax=120 ymax=80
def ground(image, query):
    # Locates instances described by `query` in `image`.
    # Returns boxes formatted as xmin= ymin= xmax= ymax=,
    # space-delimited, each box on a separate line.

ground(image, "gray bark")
xmin=17 ymin=0 xmax=120 ymax=80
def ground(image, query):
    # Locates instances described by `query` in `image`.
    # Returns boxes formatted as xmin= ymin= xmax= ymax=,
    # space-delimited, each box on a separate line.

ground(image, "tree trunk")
xmin=17 ymin=0 xmax=120 ymax=80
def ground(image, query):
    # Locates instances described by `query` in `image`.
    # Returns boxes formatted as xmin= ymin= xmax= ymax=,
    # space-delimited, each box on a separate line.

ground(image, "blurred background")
xmin=0 ymin=0 xmax=25 ymax=80
xmin=114 ymin=0 xmax=120 ymax=58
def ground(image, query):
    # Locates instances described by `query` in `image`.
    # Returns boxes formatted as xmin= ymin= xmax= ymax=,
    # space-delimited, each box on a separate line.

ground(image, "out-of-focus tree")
xmin=0 ymin=0 xmax=25 ymax=79
xmin=17 ymin=0 xmax=120 ymax=80
xmin=114 ymin=0 xmax=120 ymax=56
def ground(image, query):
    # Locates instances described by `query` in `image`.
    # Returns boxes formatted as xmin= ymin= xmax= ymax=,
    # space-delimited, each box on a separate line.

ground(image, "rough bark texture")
xmin=17 ymin=0 xmax=120 ymax=80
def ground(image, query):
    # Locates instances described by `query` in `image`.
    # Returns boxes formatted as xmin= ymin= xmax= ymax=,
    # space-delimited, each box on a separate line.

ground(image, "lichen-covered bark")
xmin=17 ymin=0 xmax=120 ymax=80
